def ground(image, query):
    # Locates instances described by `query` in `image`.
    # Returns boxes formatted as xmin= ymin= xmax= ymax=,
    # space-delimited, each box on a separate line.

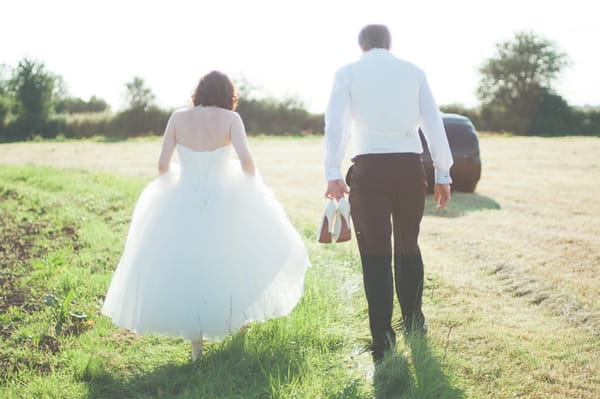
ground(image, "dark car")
xmin=419 ymin=113 xmax=481 ymax=193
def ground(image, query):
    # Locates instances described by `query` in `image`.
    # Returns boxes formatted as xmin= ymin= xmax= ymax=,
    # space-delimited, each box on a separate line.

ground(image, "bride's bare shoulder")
xmin=211 ymin=107 xmax=237 ymax=115
xmin=210 ymin=107 xmax=242 ymax=122
xmin=170 ymin=106 xmax=210 ymax=121
xmin=176 ymin=106 xmax=241 ymax=124
xmin=218 ymin=108 xmax=242 ymax=120
xmin=168 ymin=107 xmax=191 ymax=120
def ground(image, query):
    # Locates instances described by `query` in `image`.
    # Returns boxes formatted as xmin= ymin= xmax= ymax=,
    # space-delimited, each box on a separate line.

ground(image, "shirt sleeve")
xmin=418 ymin=75 xmax=454 ymax=184
xmin=324 ymin=66 xmax=352 ymax=181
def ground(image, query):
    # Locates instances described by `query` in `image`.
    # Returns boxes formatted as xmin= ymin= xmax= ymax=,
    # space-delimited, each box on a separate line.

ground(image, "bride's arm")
xmin=158 ymin=113 xmax=177 ymax=175
xmin=230 ymin=113 xmax=255 ymax=176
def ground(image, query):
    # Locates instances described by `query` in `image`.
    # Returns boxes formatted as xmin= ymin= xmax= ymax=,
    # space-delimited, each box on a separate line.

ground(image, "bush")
xmin=108 ymin=106 xmax=171 ymax=137
xmin=237 ymin=97 xmax=323 ymax=135
xmin=440 ymin=104 xmax=483 ymax=129
xmin=0 ymin=94 xmax=12 ymax=131
xmin=572 ymin=108 xmax=600 ymax=136
xmin=62 ymin=112 xmax=112 ymax=139
xmin=42 ymin=117 xmax=67 ymax=139
xmin=55 ymin=96 xmax=109 ymax=114
xmin=528 ymin=90 xmax=574 ymax=135
xmin=61 ymin=107 xmax=171 ymax=139
xmin=1 ymin=116 xmax=66 ymax=141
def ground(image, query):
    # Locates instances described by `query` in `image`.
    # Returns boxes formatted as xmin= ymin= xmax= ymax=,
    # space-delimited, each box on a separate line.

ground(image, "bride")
xmin=102 ymin=71 xmax=311 ymax=360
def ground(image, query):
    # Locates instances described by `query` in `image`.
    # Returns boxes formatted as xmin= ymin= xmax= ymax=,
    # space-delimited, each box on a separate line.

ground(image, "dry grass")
xmin=1 ymin=134 xmax=599 ymax=398
xmin=428 ymin=136 xmax=599 ymax=327
xmin=419 ymin=135 xmax=600 ymax=397
xmin=1 ymin=135 xmax=598 ymax=316
xmin=0 ymin=136 xmax=331 ymax=220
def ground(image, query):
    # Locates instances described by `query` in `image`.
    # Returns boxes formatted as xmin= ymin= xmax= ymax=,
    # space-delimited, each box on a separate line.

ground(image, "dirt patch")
xmin=0 ymin=193 xmax=83 ymax=315
xmin=0 ymin=188 xmax=22 ymax=202
xmin=0 ymin=217 xmax=42 ymax=268
xmin=0 ymin=199 xmax=55 ymax=322
xmin=0 ymin=203 xmax=69 ymax=380
xmin=60 ymin=224 xmax=83 ymax=251
xmin=0 ymin=354 xmax=12 ymax=382
xmin=0 ymin=353 xmax=52 ymax=382
xmin=0 ymin=325 xmax=12 ymax=340
xmin=38 ymin=335 xmax=61 ymax=355
xmin=0 ymin=212 xmax=46 ymax=314
xmin=110 ymin=328 xmax=139 ymax=345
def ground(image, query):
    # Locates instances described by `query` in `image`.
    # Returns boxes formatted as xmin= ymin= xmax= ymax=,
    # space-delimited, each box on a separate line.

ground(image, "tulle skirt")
xmin=102 ymin=162 xmax=310 ymax=340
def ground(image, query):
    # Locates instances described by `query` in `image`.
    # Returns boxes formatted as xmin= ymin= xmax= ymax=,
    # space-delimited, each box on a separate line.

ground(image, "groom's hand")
xmin=325 ymin=179 xmax=349 ymax=200
xmin=433 ymin=183 xmax=451 ymax=210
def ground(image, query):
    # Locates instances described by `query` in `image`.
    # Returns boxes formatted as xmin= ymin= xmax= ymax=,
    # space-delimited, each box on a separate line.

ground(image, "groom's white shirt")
xmin=325 ymin=48 xmax=453 ymax=184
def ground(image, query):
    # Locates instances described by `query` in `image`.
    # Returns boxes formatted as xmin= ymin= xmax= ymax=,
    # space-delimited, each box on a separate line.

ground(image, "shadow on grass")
xmin=424 ymin=192 xmax=500 ymax=218
xmin=373 ymin=335 xmax=464 ymax=399
xmin=83 ymin=330 xmax=365 ymax=399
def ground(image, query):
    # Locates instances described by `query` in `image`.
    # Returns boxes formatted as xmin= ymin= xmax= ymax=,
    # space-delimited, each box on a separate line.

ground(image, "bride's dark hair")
xmin=192 ymin=71 xmax=238 ymax=110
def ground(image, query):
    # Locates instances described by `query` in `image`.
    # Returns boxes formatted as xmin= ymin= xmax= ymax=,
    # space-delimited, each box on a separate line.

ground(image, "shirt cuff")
xmin=435 ymin=169 xmax=452 ymax=184
xmin=326 ymin=167 xmax=343 ymax=181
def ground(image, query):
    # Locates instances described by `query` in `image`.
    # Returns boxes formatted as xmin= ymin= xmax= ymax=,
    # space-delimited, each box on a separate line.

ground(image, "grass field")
xmin=0 ymin=135 xmax=599 ymax=398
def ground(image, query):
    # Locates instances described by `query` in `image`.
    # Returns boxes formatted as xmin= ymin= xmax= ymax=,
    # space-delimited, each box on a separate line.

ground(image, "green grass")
xmin=1 ymin=135 xmax=599 ymax=398
xmin=0 ymin=164 xmax=457 ymax=398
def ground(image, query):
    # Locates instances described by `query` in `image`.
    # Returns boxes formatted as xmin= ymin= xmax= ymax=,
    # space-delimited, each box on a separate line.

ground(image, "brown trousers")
xmin=347 ymin=153 xmax=427 ymax=349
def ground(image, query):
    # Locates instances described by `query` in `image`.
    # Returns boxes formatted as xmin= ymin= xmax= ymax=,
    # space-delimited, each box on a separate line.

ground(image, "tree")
xmin=124 ymin=77 xmax=155 ymax=111
xmin=0 ymin=64 xmax=12 ymax=130
xmin=0 ymin=94 xmax=12 ymax=131
xmin=0 ymin=63 xmax=9 ymax=94
xmin=55 ymin=95 xmax=109 ymax=113
xmin=7 ymin=58 xmax=62 ymax=138
xmin=477 ymin=31 xmax=569 ymax=134
xmin=233 ymin=76 xmax=321 ymax=135
xmin=87 ymin=95 xmax=109 ymax=112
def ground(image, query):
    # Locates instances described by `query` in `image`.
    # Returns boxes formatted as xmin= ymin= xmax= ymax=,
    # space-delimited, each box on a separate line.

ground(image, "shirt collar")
xmin=361 ymin=48 xmax=391 ymax=59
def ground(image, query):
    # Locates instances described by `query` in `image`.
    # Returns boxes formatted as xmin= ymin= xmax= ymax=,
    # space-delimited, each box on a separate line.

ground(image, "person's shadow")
xmin=82 ymin=329 xmax=366 ymax=398
xmin=424 ymin=191 xmax=500 ymax=218
xmin=83 ymin=332 xmax=280 ymax=398
xmin=373 ymin=335 xmax=465 ymax=399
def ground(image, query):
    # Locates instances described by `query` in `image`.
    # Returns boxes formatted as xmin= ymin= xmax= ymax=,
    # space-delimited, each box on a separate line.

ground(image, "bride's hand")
xmin=325 ymin=179 xmax=349 ymax=200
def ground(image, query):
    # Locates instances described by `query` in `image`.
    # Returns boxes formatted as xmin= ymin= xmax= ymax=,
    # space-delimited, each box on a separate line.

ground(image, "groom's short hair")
xmin=358 ymin=24 xmax=391 ymax=51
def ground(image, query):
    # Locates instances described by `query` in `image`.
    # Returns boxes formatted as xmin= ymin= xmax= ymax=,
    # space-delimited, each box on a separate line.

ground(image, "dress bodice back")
xmin=176 ymin=143 xmax=233 ymax=185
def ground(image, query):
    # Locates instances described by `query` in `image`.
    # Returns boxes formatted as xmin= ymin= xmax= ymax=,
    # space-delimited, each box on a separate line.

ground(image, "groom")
xmin=324 ymin=24 xmax=453 ymax=361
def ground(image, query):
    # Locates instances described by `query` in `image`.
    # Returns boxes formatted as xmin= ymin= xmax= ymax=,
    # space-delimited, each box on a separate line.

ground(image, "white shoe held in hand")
xmin=317 ymin=199 xmax=337 ymax=243
xmin=333 ymin=197 xmax=352 ymax=243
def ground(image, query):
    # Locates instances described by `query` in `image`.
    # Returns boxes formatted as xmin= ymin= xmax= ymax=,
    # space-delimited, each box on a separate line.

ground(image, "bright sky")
xmin=2 ymin=0 xmax=599 ymax=113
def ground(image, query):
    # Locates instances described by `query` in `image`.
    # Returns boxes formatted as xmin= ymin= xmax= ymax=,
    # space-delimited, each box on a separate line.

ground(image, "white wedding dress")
xmin=102 ymin=143 xmax=310 ymax=340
